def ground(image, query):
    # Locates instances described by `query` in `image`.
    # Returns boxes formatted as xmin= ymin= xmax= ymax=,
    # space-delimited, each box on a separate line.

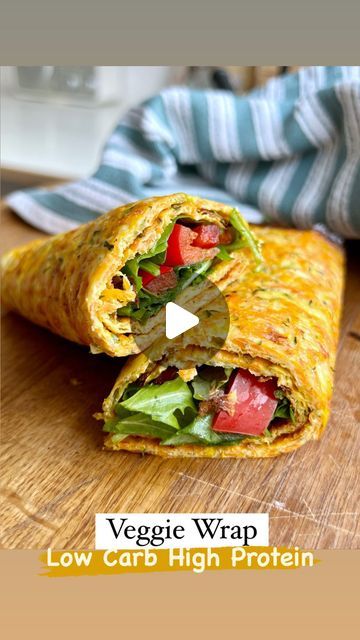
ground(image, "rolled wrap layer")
xmin=1 ymin=193 xmax=257 ymax=357
xmin=102 ymin=227 xmax=344 ymax=457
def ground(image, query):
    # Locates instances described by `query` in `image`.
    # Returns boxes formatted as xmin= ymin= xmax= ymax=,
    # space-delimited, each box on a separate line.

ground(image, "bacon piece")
xmin=199 ymin=390 xmax=236 ymax=417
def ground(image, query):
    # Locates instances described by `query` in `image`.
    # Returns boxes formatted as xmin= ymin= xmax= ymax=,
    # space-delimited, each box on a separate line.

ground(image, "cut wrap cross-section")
xmin=1 ymin=193 xmax=260 ymax=357
xmin=101 ymin=226 xmax=344 ymax=458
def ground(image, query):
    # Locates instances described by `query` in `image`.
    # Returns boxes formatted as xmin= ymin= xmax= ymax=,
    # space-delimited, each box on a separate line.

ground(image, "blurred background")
xmin=1 ymin=66 xmax=297 ymax=196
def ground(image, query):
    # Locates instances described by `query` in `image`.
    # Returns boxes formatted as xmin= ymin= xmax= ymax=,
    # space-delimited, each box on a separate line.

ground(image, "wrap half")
xmin=1 ymin=193 xmax=260 ymax=357
xmin=101 ymin=227 xmax=344 ymax=458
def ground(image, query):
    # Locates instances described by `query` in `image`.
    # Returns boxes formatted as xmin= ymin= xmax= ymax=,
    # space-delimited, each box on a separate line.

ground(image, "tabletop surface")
xmin=1 ymin=204 xmax=359 ymax=549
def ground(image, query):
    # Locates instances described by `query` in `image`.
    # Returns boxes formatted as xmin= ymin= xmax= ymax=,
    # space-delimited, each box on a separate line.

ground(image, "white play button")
xmin=131 ymin=278 xmax=230 ymax=362
xmin=165 ymin=301 xmax=199 ymax=340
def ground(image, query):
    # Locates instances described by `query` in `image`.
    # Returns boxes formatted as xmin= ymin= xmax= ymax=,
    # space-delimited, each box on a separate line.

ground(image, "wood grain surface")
xmin=1 ymin=205 xmax=359 ymax=549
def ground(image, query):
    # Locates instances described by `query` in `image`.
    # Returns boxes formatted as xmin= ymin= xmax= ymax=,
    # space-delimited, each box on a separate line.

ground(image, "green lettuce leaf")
xmin=162 ymin=414 xmax=245 ymax=446
xmin=160 ymin=432 xmax=199 ymax=446
xmin=190 ymin=376 xmax=213 ymax=401
xmin=216 ymin=245 xmax=233 ymax=261
xmin=107 ymin=413 xmax=176 ymax=441
xmin=191 ymin=366 xmax=232 ymax=400
xmin=117 ymin=377 xmax=196 ymax=428
xmin=103 ymin=417 xmax=123 ymax=433
xmin=273 ymin=390 xmax=295 ymax=423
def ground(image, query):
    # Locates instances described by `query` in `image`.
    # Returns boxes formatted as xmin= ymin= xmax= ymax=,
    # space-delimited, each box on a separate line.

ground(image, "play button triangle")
xmin=165 ymin=301 xmax=199 ymax=340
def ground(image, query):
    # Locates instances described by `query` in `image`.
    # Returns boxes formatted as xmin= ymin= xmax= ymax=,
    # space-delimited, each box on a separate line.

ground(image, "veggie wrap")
xmin=101 ymin=227 xmax=344 ymax=458
xmin=1 ymin=193 xmax=260 ymax=357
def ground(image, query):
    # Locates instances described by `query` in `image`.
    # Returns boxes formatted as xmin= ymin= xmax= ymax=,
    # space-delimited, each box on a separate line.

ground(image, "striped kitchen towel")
xmin=7 ymin=66 xmax=360 ymax=238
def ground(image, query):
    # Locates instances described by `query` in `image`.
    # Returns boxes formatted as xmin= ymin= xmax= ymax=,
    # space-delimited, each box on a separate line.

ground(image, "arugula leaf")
xmin=139 ymin=260 xmax=161 ymax=275
xmin=163 ymin=414 xmax=245 ymax=446
xmin=273 ymin=402 xmax=291 ymax=419
xmin=174 ymin=259 xmax=213 ymax=289
xmin=191 ymin=366 xmax=232 ymax=400
xmin=189 ymin=415 xmax=246 ymax=444
xmin=181 ymin=414 xmax=221 ymax=444
xmin=114 ymin=404 xmax=132 ymax=419
xmin=120 ymin=222 xmax=176 ymax=313
xmin=107 ymin=413 xmax=176 ymax=441
xmin=110 ymin=434 xmax=130 ymax=443
xmin=141 ymin=222 xmax=175 ymax=261
xmin=272 ymin=394 xmax=295 ymax=423
xmin=122 ymin=259 xmax=142 ymax=291
xmin=274 ymin=389 xmax=285 ymax=399
xmin=230 ymin=209 xmax=262 ymax=264
xmin=161 ymin=432 xmax=200 ymax=446
xmin=103 ymin=417 xmax=123 ymax=433
xmin=120 ymin=383 xmax=142 ymax=401
xmin=117 ymin=377 xmax=196 ymax=428
xmin=216 ymin=245 xmax=233 ymax=261
xmin=190 ymin=376 xmax=213 ymax=401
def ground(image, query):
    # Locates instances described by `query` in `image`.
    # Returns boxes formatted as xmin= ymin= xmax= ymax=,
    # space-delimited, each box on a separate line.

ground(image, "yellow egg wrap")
xmin=1 ymin=193 xmax=257 ymax=357
xmin=102 ymin=226 xmax=344 ymax=458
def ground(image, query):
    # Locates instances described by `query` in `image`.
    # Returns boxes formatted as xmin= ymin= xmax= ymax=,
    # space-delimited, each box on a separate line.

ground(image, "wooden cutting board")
xmin=1 ymin=205 xmax=359 ymax=549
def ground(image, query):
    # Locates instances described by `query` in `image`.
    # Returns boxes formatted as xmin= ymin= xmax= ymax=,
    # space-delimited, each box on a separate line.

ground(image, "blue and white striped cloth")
xmin=7 ymin=66 xmax=360 ymax=238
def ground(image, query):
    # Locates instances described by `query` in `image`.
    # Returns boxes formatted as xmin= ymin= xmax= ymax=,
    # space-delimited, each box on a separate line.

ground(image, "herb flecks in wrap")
xmin=1 ymin=194 xmax=260 ymax=357
xmin=101 ymin=227 xmax=344 ymax=458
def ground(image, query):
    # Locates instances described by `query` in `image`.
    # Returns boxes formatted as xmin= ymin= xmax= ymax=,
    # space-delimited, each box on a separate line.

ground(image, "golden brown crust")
xmin=1 ymin=193 xmax=255 ymax=357
xmin=104 ymin=426 xmax=312 ymax=458
xmin=102 ymin=227 xmax=344 ymax=458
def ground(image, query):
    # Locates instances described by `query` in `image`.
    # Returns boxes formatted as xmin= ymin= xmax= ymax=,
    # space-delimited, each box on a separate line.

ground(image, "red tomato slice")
xmin=139 ymin=265 xmax=172 ymax=287
xmin=146 ymin=270 xmax=177 ymax=295
xmin=219 ymin=228 xmax=234 ymax=245
xmin=139 ymin=270 xmax=155 ymax=288
xmin=165 ymin=224 xmax=219 ymax=267
xmin=139 ymin=265 xmax=177 ymax=294
xmin=192 ymin=224 xmax=221 ymax=248
xmin=192 ymin=224 xmax=234 ymax=248
xmin=212 ymin=369 xmax=278 ymax=436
